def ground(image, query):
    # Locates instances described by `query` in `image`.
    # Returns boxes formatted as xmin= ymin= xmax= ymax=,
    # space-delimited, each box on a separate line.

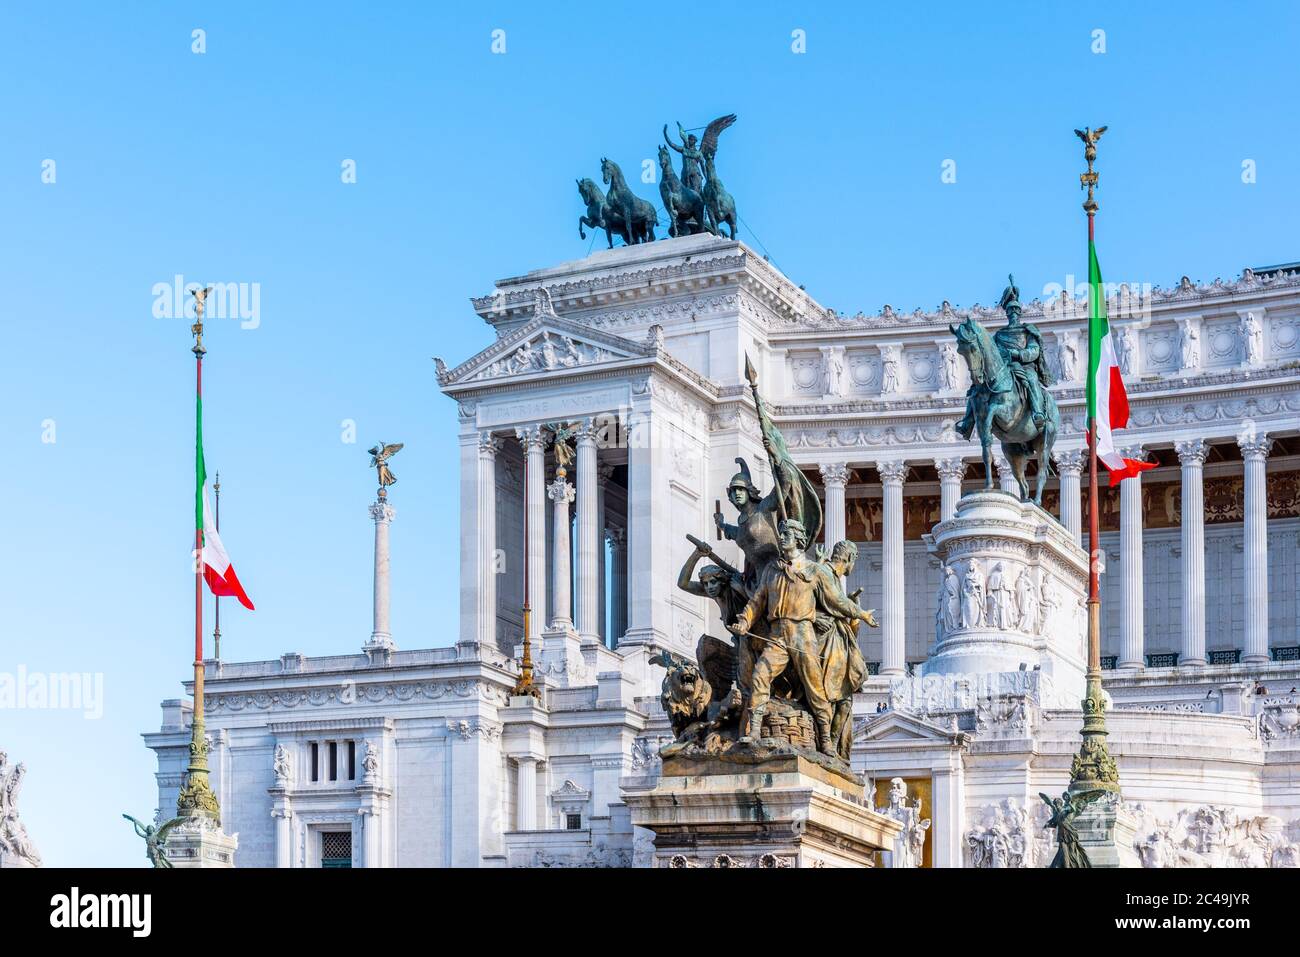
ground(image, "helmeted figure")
xmin=714 ymin=385 xmax=822 ymax=590
xmin=958 ymin=275 xmax=1052 ymax=434
xmin=992 ymin=276 xmax=1052 ymax=427
xmin=729 ymin=520 xmax=874 ymax=758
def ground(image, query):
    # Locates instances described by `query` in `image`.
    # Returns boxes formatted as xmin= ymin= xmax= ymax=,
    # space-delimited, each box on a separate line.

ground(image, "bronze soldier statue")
xmin=729 ymin=519 xmax=875 ymax=758
xmin=814 ymin=540 xmax=876 ymax=761
xmin=992 ymin=275 xmax=1052 ymax=428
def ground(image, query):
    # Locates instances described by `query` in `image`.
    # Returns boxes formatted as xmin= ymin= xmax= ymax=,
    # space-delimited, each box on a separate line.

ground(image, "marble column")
xmin=877 ymin=460 xmax=909 ymax=676
xmin=368 ymin=495 xmax=396 ymax=650
xmin=548 ymin=472 xmax=576 ymax=629
xmin=606 ymin=527 xmax=628 ymax=647
xmin=1052 ymin=448 xmax=1085 ymax=545
xmin=516 ymin=757 xmax=538 ymax=831
xmin=516 ymin=427 xmax=548 ymax=643
xmin=1239 ymin=431 xmax=1272 ymax=665
xmin=820 ymin=463 xmax=849 ymax=547
xmin=935 ymin=458 xmax=966 ymax=521
xmin=596 ymin=463 xmax=615 ymax=645
xmin=1176 ymin=439 xmax=1208 ymax=667
xmin=575 ymin=420 xmax=600 ymax=644
xmin=271 ymin=805 xmax=293 ymax=868
xmin=1117 ymin=445 xmax=1147 ymax=670
xmin=475 ymin=433 xmax=501 ymax=649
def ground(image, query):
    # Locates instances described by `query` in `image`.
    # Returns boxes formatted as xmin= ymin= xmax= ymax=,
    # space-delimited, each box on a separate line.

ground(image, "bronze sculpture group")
xmin=577 ymin=115 xmax=738 ymax=247
xmin=657 ymin=357 xmax=874 ymax=773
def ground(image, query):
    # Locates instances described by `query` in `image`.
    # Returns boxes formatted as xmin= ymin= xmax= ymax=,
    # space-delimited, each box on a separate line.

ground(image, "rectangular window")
xmin=310 ymin=742 xmax=319 ymax=783
xmin=321 ymin=831 xmax=352 ymax=869
xmin=347 ymin=740 xmax=356 ymax=781
xmin=1209 ymin=649 xmax=1241 ymax=665
xmin=1146 ymin=652 xmax=1179 ymax=669
xmin=566 ymin=814 xmax=582 ymax=831
xmin=328 ymin=741 xmax=338 ymax=781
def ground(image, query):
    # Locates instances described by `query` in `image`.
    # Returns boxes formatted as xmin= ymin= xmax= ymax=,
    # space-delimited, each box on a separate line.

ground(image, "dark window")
xmin=566 ymin=814 xmax=582 ymax=831
xmin=1146 ymin=653 xmax=1179 ymax=669
xmin=1209 ymin=649 xmax=1241 ymax=665
xmin=310 ymin=743 xmax=319 ymax=783
xmin=1272 ymin=646 xmax=1300 ymax=662
xmin=321 ymin=831 xmax=352 ymax=868
xmin=866 ymin=662 xmax=881 ymax=676
xmin=1100 ymin=656 xmax=1117 ymax=671
xmin=348 ymin=741 xmax=356 ymax=780
xmin=328 ymin=741 xmax=338 ymax=781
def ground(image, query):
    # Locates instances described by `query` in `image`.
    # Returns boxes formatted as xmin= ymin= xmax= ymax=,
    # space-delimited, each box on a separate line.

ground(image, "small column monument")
xmin=364 ymin=442 xmax=403 ymax=663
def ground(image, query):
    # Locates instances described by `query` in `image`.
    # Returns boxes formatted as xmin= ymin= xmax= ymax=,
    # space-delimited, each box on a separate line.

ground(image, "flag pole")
xmin=213 ymin=471 xmax=221 ymax=661
xmin=177 ymin=293 xmax=222 ymax=824
xmin=1071 ymin=128 xmax=1120 ymax=795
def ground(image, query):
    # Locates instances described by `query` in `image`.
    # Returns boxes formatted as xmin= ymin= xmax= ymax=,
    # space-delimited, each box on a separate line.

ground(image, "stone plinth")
xmin=626 ymin=753 xmax=901 ymax=868
xmin=923 ymin=490 xmax=1087 ymax=703
xmin=1072 ymin=793 xmax=1139 ymax=869
xmin=165 ymin=818 xmax=238 ymax=869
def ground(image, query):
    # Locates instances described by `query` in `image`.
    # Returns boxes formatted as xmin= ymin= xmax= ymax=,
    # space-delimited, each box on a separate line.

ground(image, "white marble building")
xmin=147 ymin=236 xmax=1300 ymax=866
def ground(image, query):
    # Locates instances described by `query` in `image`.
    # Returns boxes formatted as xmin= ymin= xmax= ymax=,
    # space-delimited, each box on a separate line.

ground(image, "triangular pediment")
xmin=437 ymin=310 xmax=651 ymax=388
xmin=855 ymin=710 xmax=964 ymax=745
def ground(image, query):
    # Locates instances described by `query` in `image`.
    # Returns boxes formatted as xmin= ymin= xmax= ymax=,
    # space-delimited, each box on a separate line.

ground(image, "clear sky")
xmin=1 ymin=2 xmax=1296 ymax=867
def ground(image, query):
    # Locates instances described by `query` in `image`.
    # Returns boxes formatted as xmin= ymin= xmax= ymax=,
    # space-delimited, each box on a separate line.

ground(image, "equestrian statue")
xmin=951 ymin=274 xmax=1059 ymax=505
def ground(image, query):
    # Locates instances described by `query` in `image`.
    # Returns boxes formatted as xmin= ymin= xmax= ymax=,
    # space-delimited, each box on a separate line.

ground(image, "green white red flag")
xmin=196 ymin=384 xmax=254 ymax=610
xmin=1087 ymin=242 xmax=1155 ymax=485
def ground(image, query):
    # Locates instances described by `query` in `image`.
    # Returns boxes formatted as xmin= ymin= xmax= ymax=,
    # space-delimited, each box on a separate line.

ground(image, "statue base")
xmin=626 ymin=753 xmax=901 ymax=868
xmin=924 ymin=490 xmax=1088 ymax=699
xmin=1069 ymin=793 xmax=1139 ymax=868
xmin=165 ymin=816 xmax=239 ymax=869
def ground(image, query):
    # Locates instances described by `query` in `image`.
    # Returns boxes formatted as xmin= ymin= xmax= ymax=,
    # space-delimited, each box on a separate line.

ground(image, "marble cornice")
xmin=767 ymin=269 xmax=1300 ymax=336
xmin=472 ymin=239 xmax=823 ymax=331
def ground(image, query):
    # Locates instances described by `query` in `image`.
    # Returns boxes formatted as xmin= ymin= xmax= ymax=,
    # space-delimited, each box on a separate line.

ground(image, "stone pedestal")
xmin=625 ymin=753 xmax=901 ymax=868
xmin=1070 ymin=794 xmax=1139 ymax=869
xmin=923 ymin=490 xmax=1087 ymax=704
xmin=165 ymin=817 xmax=239 ymax=869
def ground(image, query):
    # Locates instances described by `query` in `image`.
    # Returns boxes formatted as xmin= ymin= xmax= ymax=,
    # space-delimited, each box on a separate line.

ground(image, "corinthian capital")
xmin=934 ymin=457 xmax=967 ymax=481
xmin=1175 ymin=439 xmax=1208 ymax=467
xmin=819 ymin=462 xmax=850 ymax=487
xmin=515 ymin=425 xmax=547 ymax=452
xmin=1051 ymin=447 xmax=1086 ymax=474
xmin=1237 ymin=429 xmax=1271 ymax=462
xmin=876 ymin=460 xmax=910 ymax=485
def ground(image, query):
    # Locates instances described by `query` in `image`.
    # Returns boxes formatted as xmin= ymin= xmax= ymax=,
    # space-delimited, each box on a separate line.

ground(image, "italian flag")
xmin=196 ymin=390 xmax=254 ymax=610
xmin=1087 ymin=242 xmax=1155 ymax=485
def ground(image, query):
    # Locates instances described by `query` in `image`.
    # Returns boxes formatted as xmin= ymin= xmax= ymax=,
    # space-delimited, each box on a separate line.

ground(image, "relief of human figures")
xmin=960 ymin=562 xmax=985 ymax=629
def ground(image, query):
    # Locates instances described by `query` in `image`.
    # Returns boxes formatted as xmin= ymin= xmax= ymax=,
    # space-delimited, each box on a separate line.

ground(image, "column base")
xmin=165 ymin=816 xmax=239 ymax=869
xmin=1062 ymin=793 xmax=1139 ymax=869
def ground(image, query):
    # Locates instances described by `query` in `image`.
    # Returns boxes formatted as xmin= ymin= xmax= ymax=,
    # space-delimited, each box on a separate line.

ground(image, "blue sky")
xmin=0 ymin=2 xmax=1295 ymax=866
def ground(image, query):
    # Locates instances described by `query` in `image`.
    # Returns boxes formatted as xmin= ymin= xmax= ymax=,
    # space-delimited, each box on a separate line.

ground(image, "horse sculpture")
xmin=950 ymin=316 xmax=1059 ymax=505
xmin=600 ymin=158 xmax=657 ymax=245
xmin=577 ymin=177 xmax=620 ymax=248
xmin=701 ymin=151 xmax=737 ymax=239
xmin=657 ymin=145 xmax=706 ymax=238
